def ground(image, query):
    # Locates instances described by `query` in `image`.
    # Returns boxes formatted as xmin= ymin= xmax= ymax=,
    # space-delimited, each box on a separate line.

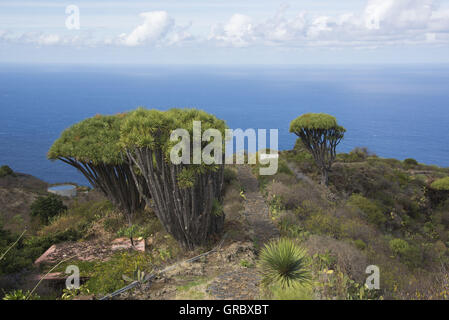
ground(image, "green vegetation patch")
xmin=431 ymin=177 xmax=449 ymax=191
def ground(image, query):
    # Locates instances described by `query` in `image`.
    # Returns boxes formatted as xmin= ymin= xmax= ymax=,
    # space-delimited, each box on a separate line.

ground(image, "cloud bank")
xmin=1 ymin=0 xmax=449 ymax=50
xmin=208 ymin=0 xmax=449 ymax=48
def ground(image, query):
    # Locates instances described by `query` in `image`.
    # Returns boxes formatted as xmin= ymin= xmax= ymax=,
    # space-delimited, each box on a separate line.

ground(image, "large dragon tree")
xmin=48 ymin=114 xmax=147 ymax=236
xmin=290 ymin=113 xmax=346 ymax=186
xmin=120 ymin=108 xmax=227 ymax=249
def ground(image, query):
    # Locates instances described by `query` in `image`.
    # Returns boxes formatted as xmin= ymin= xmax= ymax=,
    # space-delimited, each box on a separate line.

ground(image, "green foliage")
xmin=120 ymin=107 xmax=228 ymax=190
xmin=0 ymin=226 xmax=84 ymax=276
xmin=388 ymin=238 xmax=423 ymax=269
xmin=60 ymin=285 xmax=91 ymax=300
xmin=177 ymin=167 xmax=196 ymax=189
xmin=259 ymin=238 xmax=311 ymax=288
xmin=2 ymin=289 xmax=40 ymax=300
xmin=337 ymin=147 xmax=373 ymax=163
xmin=223 ymin=167 xmax=237 ymax=185
xmin=30 ymin=194 xmax=67 ymax=224
xmin=348 ymin=194 xmax=386 ymax=226
xmin=240 ymin=259 xmax=254 ymax=268
xmin=389 ymin=238 xmax=409 ymax=256
xmin=212 ymin=198 xmax=224 ymax=216
xmin=48 ymin=114 xmax=126 ymax=165
xmin=289 ymin=113 xmax=345 ymax=132
xmin=40 ymin=200 xmax=112 ymax=239
xmin=0 ymin=165 xmax=14 ymax=177
xmin=404 ymin=158 xmax=418 ymax=166
xmin=431 ymin=177 xmax=449 ymax=191
xmin=0 ymin=201 xmax=112 ymax=275
xmin=84 ymin=251 xmax=153 ymax=295
xmin=116 ymin=224 xmax=139 ymax=240
xmin=122 ymin=264 xmax=150 ymax=284
xmin=278 ymin=159 xmax=293 ymax=175
xmin=354 ymin=239 xmax=367 ymax=250
xmin=120 ymin=107 xmax=227 ymax=159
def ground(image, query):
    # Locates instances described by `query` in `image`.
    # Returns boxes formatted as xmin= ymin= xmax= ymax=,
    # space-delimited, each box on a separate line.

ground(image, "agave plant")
xmin=122 ymin=264 xmax=152 ymax=285
xmin=259 ymin=238 xmax=311 ymax=288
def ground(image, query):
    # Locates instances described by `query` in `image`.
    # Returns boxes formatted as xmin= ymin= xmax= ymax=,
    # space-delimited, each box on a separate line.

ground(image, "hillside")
xmin=1 ymin=145 xmax=449 ymax=300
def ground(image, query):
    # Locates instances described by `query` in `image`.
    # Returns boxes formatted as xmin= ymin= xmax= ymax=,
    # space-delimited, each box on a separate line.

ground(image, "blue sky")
xmin=1 ymin=0 xmax=449 ymax=64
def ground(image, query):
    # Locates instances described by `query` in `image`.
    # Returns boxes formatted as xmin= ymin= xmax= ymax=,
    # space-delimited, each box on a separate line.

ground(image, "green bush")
xmin=388 ymin=239 xmax=423 ymax=268
xmin=404 ymin=158 xmax=418 ymax=166
xmin=389 ymin=238 xmax=409 ymax=256
xmin=259 ymin=238 xmax=311 ymax=288
xmin=348 ymin=194 xmax=386 ymax=226
xmin=0 ymin=165 xmax=14 ymax=177
xmin=30 ymin=194 xmax=67 ymax=224
xmin=84 ymin=251 xmax=153 ymax=295
xmin=431 ymin=177 xmax=449 ymax=191
xmin=337 ymin=147 xmax=372 ymax=163
xmin=354 ymin=239 xmax=367 ymax=250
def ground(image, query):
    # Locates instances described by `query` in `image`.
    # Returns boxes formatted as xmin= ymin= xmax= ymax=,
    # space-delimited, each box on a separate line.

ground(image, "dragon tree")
xmin=48 ymin=114 xmax=147 ymax=243
xmin=120 ymin=108 xmax=226 ymax=250
xmin=289 ymin=113 xmax=346 ymax=185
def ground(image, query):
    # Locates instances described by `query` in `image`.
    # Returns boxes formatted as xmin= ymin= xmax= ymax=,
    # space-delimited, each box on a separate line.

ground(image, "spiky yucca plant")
xmin=259 ymin=238 xmax=311 ymax=288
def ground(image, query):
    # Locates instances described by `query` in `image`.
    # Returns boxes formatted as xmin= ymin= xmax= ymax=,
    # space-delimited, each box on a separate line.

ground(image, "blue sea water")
xmin=0 ymin=64 xmax=448 ymax=185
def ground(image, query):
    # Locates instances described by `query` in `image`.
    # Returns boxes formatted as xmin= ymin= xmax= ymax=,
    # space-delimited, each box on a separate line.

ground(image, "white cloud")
xmin=118 ymin=11 xmax=174 ymax=46
xmin=36 ymin=33 xmax=60 ymax=45
xmin=208 ymin=14 xmax=254 ymax=47
xmin=208 ymin=0 xmax=449 ymax=48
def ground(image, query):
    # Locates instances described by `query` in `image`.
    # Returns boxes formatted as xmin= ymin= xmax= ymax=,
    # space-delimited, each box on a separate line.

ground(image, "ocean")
xmin=0 ymin=64 xmax=448 ymax=185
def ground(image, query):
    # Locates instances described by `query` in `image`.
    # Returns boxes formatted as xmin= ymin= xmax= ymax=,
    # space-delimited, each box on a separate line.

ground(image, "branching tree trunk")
xmin=125 ymin=147 xmax=224 ymax=250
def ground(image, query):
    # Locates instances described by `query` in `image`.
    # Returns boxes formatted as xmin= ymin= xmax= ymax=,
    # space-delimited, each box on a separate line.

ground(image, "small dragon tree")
xmin=48 ymin=114 xmax=147 ymax=244
xmin=120 ymin=108 xmax=226 ymax=250
xmin=289 ymin=113 xmax=346 ymax=186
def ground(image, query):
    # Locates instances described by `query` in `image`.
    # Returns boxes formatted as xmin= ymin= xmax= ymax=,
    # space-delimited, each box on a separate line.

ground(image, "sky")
xmin=1 ymin=0 xmax=449 ymax=65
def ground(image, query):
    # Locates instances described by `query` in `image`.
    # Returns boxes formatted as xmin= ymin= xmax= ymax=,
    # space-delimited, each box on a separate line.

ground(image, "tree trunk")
xmin=321 ymin=168 xmax=329 ymax=186
xmin=126 ymin=148 xmax=225 ymax=250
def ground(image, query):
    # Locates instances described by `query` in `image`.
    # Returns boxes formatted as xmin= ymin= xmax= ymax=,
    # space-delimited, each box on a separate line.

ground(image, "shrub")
xmin=430 ymin=177 xmax=449 ymax=191
xmin=404 ymin=158 xmax=418 ymax=166
xmin=0 ymin=165 xmax=14 ymax=177
xmin=389 ymin=238 xmax=409 ymax=256
xmin=278 ymin=159 xmax=293 ymax=176
xmin=223 ymin=167 xmax=237 ymax=185
xmin=30 ymin=194 xmax=67 ymax=224
xmin=259 ymin=238 xmax=311 ymax=288
xmin=354 ymin=239 xmax=367 ymax=251
xmin=337 ymin=147 xmax=372 ymax=163
xmin=427 ymin=177 xmax=449 ymax=207
xmin=304 ymin=235 xmax=368 ymax=282
xmin=84 ymin=251 xmax=153 ymax=295
xmin=347 ymin=194 xmax=386 ymax=226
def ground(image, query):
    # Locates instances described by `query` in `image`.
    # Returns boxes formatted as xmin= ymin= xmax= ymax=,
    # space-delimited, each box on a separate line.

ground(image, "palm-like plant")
xmin=259 ymin=238 xmax=311 ymax=288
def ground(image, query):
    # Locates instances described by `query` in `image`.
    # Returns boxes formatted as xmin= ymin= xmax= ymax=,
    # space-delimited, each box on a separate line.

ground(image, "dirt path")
xmin=237 ymin=165 xmax=280 ymax=245
xmin=204 ymin=165 xmax=279 ymax=300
